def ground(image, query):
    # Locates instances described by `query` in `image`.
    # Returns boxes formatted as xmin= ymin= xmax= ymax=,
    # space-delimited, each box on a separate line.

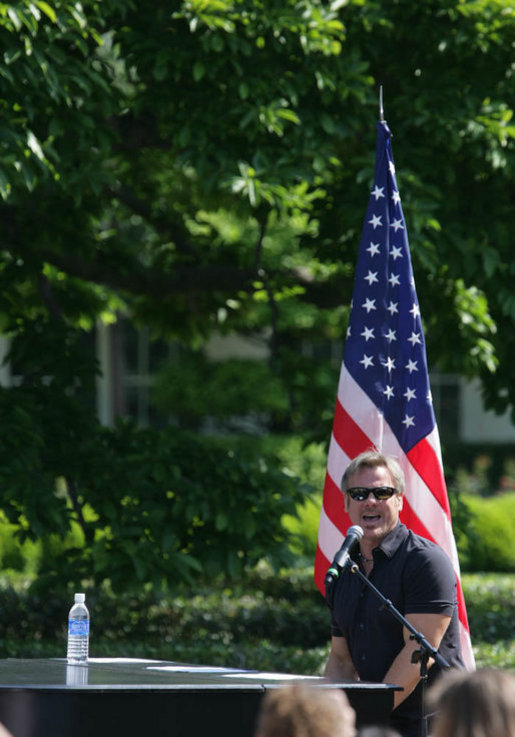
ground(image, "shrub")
xmin=459 ymin=493 xmax=515 ymax=572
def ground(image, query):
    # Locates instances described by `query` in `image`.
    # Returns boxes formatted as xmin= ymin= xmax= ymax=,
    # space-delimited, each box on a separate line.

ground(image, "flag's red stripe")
xmin=407 ymin=439 xmax=451 ymax=516
xmin=400 ymin=495 xmax=437 ymax=545
xmin=322 ymin=472 xmax=345 ymax=523
xmin=314 ymin=544 xmax=330 ymax=594
xmin=332 ymin=399 xmax=375 ymax=459
xmin=457 ymin=579 xmax=470 ymax=630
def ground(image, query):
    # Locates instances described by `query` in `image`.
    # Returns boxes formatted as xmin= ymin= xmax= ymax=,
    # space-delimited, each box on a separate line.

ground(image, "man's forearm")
xmin=324 ymin=652 xmax=358 ymax=682
xmin=383 ymin=643 xmax=428 ymax=709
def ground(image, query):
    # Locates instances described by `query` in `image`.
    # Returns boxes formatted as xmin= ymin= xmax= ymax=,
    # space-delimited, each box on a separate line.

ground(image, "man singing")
xmin=324 ymin=449 xmax=464 ymax=737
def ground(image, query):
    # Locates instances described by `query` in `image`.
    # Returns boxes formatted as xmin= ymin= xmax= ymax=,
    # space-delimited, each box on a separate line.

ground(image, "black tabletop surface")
xmin=0 ymin=657 xmax=397 ymax=692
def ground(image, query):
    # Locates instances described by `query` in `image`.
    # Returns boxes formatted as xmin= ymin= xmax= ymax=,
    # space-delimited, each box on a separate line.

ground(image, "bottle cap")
xmin=74 ymin=593 xmax=86 ymax=603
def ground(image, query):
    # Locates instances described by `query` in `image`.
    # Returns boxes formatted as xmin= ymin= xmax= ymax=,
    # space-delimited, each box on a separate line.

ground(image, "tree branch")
xmin=106 ymin=184 xmax=201 ymax=259
xmin=253 ymin=211 xmax=269 ymax=271
xmin=29 ymin=244 xmax=353 ymax=310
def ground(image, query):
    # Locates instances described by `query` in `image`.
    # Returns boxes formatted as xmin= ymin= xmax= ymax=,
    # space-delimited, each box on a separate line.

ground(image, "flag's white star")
xmin=404 ymin=388 xmax=417 ymax=401
xmin=390 ymin=218 xmax=404 ymax=232
xmin=392 ymin=190 xmax=401 ymax=205
xmin=367 ymin=242 xmax=380 ymax=257
xmin=389 ymin=161 xmax=396 ymax=175
xmin=408 ymin=332 xmax=422 ymax=346
xmin=346 ymin=326 xmax=351 ymax=337
xmin=402 ymin=414 xmax=415 ymax=428
xmin=362 ymin=298 xmax=376 ymax=313
xmin=406 ymin=359 xmax=419 ymax=373
xmin=383 ymin=385 xmax=395 ymax=399
xmin=384 ymin=356 xmax=396 ymax=372
xmin=361 ymin=326 xmax=375 ymax=341
xmin=390 ymin=246 xmax=403 ymax=260
xmin=386 ymin=301 xmax=399 ymax=315
xmin=368 ymin=214 xmax=383 ymax=229
xmin=410 ymin=303 xmax=420 ymax=319
xmin=371 ymin=185 xmax=385 ymax=200
xmin=384 ymin=329 xmax=397 ymax=343
xmin=360 ymin=354 xmax=374 ymax=369
xmin=388 ymin=273 xmax=401 ymax=287
xmin=427 ymin=389 xmax=433 ymax=404
xmin=364 ymin=270 xmax=378 ymax=285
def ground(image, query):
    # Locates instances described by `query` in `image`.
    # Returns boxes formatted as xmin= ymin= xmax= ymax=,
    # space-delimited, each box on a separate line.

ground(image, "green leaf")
xmin=35 ymin=1 xmax=57 ymax=23
xmin=193 ymin=61 xmax=205 ymax=81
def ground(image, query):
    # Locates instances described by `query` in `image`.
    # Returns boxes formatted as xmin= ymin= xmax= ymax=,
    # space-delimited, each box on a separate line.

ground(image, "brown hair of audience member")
xmin=428 ymin=667 xmax=515 ymax=737
xmin=255 ymin=683 xmax=356 ymax=737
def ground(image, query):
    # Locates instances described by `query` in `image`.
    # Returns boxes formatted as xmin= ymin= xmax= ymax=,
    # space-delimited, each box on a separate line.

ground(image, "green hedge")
xmin=0 ymin=568 xmax=513 ymax=672
xmin=455 ymin=493 xmax=515 ymax=572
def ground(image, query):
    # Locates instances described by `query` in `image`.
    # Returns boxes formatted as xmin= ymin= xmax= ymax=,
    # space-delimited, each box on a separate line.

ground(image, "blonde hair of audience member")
xmin=358 ymin=727 xmax=401 ymax=737
xmin=255 ymin=683 xmax=356 ymax=737
xmin=428 ymin=667 xmax=515 ymax=737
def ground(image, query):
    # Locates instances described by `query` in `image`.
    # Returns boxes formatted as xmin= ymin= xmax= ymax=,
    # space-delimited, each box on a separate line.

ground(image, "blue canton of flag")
xmin=344 ymin=121 xmax=435 ymax=452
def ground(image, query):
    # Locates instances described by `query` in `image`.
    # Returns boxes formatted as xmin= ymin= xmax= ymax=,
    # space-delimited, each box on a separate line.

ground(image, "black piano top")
xmin=0 ymin=659 xmax=400 ymax=737
xmin=0 ymin=658 xmax=397 ymax=693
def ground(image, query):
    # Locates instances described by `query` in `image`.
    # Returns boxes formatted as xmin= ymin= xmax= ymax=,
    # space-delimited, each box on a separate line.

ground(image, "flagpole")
xmin=379 ymin=85 xmax=384 ymax=122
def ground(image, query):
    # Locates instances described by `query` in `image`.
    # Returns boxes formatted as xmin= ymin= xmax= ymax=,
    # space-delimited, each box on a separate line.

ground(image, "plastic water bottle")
xmin=67 ymin=592 xmax=90 ymax=663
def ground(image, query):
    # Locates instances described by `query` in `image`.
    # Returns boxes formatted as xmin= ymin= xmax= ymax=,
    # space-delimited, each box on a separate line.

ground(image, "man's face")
xmin=344 ymin=464 xmax=403 ymax=545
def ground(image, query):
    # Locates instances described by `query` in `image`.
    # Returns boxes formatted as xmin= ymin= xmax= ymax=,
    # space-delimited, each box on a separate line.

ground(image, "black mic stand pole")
xmin=348 ymin=562 xmax=450 ymax=737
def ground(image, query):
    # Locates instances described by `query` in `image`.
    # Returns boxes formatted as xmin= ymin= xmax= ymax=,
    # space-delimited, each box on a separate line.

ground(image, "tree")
xmin=0 ymin=0 xmax=513 ymax=590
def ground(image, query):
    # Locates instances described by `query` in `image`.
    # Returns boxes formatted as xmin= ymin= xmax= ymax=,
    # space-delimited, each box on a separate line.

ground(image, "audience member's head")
xmin=358 ymin=727 xmax=401 ymax=737
xmin=255 ymin=683 xmax=356 ymax=737
xmin=428 ymin=667 xmax=515 ymax=737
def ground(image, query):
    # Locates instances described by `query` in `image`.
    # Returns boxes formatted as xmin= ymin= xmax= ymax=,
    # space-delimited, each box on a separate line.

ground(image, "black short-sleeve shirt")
xmin=326 ymin=522 xmax=464 ymax=736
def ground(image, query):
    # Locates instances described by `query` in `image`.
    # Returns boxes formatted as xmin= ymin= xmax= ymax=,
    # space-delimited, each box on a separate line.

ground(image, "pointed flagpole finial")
xmin=379 ymin=85 xmax=385 ymax=122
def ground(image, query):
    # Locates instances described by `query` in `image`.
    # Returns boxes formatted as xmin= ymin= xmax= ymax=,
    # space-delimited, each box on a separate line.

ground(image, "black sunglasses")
xmin=346 ymin=486 xmax=398 ymax=501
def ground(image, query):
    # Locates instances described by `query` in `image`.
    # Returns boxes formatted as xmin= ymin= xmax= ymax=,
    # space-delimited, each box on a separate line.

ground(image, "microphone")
xmin=324 ymin=525 xmax=364 ymax=587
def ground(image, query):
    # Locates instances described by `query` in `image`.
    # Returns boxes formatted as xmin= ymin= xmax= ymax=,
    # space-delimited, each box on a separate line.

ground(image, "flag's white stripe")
xmin=424 ymin=425 xmax=444 ymax=467
xmin=338 ymin=367 xmax=387 ymax=442
xmin=404 ymin=474 xmax=459 ymax=569
xmin=460 ymin=627 xmax=475 ymax=671
xmin=317 ymin=505 xmax=344 ymax=563
xmin=330 ymin=366 xmax=460 ymax=569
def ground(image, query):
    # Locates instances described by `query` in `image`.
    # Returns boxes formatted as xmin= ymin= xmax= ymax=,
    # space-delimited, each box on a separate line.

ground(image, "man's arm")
xmin=384 ymin=612 xmax=451 ymax=710
xmin=324 ymin=635 xmax=359 ymax=681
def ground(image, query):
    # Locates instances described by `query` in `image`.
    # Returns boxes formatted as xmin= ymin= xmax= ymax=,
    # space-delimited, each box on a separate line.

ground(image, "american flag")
xmin=314 ymin=119 xmax=474 ymax=669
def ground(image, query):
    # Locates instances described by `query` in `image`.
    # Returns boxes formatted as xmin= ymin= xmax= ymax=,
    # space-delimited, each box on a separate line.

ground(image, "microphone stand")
xmin=348 ymin=562 xmax=450 ymax=737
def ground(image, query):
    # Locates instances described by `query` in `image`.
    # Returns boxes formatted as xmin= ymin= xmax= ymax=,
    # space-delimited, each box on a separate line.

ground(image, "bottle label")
xmin=68 ymin=619 xmax=90 ymax=636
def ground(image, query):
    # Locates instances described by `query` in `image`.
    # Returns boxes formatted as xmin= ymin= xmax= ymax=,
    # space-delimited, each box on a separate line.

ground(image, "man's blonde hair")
xmin=341 ymin=449 xmax=405 ymax=496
